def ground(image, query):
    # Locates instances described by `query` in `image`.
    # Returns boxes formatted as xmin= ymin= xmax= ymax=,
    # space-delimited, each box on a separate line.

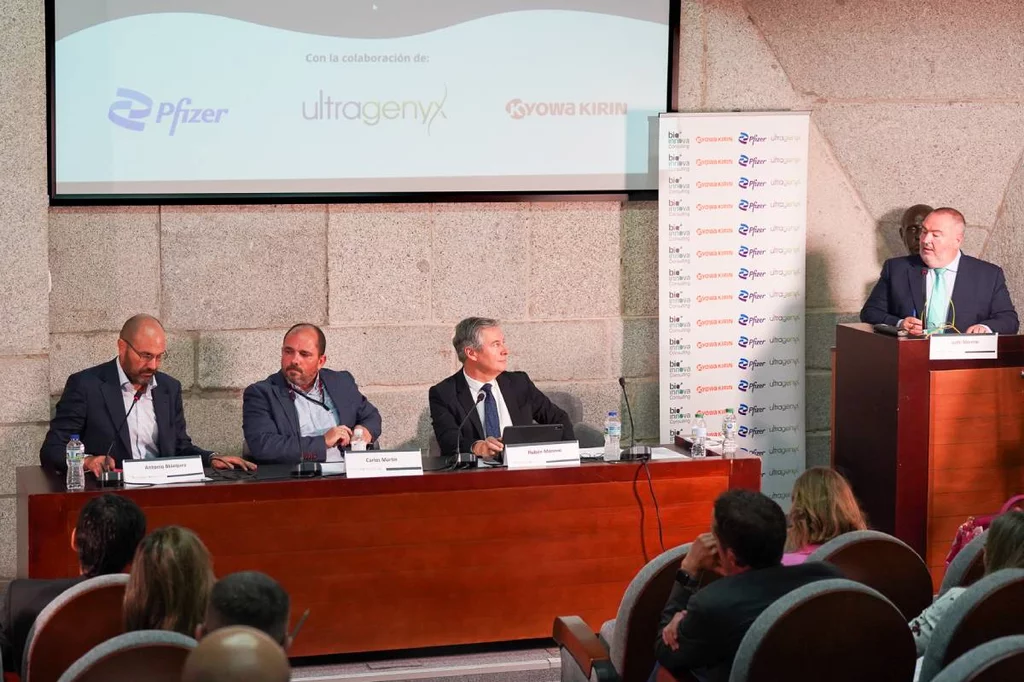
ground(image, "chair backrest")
xmin=609 ymin=543 xmax=690 ymax=682
xmin=23 ymin=574 xmax=129 ymax=682
xmin=940 ymin=530 xmax=988 ymax=597
xmin=56 ymin=630 xmax=196 ymax=682
xmin=728 ymin=578 xmax=916 ymax=682
xmin=919 ymin=568 xmax=1024 ymax=682
xmin=806 ymin=529 xmax=933 ymax=619
xmin=931 ymin=635 xmax=1024 ymax=682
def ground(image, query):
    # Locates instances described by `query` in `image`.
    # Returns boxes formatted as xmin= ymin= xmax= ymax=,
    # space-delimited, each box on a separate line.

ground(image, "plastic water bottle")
xmin=722 ymin=409 xmax=738 ymax=457
xmin=66 ymin=434 xmax=85 ymax=491
xmin=350 ymin=427 xmax=367 ymax=452
xmin=604 ymin=411 xmax=622 ymax=461
xmin=691 ymin=413 xmax=707 ymax=458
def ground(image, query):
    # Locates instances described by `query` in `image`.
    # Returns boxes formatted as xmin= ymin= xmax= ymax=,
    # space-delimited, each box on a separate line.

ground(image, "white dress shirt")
xmin=115 ymin=360 xmax=159 ymax=460
xmin=289 ymin=374 xmax=344 ymax=462
xmin=463 ymin=371 xmax=513 ymax=439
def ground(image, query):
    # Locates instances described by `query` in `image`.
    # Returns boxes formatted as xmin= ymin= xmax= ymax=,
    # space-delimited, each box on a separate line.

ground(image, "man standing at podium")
xmin=860 ymin=207 xmax=1018 ymax=335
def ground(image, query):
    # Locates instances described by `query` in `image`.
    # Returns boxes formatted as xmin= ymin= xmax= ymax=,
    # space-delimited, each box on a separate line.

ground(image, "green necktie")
xmin=926 ymin=267 xmax=948 ymax=333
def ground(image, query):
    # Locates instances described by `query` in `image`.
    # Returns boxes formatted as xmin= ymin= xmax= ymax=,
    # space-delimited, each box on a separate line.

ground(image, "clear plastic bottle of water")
xmin=722 ymin=408 xmax=738 ymax=457
xmin=66 ymin=434 xmax=85 ymax=491
xmin=691 ymin=413 xmax=707 ymax=458
xmin=350 ymin=426 xmax=367 ymax=452
xmin=604 ymin=411 xmax=622 ymax=461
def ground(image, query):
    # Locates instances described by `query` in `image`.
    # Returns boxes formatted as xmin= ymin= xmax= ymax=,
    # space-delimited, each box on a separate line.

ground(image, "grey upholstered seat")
xmin=559 ymin=543 xmax=691 ymax=682
xmin=806 ymin=529 xmax=933 ymax=619
xmin=939 ymin=530 xmax=988 ymax=597
xmin=919 ymin=568 xmax=1024 ymax=682
xmin=57 ymin=630 xmax=197 ymax=682
xmin=930 ymin=635 xmax=1024 ymax=682
xmin=22 ymin=573 xmax=129 ymax=682
xmin=728 ymin=578 xmax=916 ymax=682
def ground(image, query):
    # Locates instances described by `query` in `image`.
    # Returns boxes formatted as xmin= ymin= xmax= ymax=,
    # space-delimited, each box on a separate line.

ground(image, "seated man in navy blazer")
xmin=242 ymin=323 xmax=382 ymax=464
xmin=429 ymin=317 xmax=574 ymax=461
xmin=40 ymin=314 xmax=251 ymax=475
xmin=860 ymin=207 xmax=1019 ymax=335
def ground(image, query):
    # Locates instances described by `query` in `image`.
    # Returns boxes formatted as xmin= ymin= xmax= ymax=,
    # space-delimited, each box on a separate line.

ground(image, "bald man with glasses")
xmin=40 ymin=314 xmax=252 ymax=476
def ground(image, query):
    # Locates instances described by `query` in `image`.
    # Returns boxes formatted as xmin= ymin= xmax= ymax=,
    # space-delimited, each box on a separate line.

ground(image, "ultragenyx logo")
xmin=302 ymin=87 xmax=448 ymax=134
xmin=108 ymin=88 xmax=228 ymax=136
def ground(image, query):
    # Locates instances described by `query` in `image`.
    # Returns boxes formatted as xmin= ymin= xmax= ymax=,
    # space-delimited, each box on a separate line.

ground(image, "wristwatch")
xmin=675 ymin=568 xmax=700 ymax=588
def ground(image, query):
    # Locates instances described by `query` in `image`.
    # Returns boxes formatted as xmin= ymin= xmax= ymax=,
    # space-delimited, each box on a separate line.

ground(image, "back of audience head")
xmin=197 ymin=571 xmax=292 ymax=649
xmin=984 ymin=509 xmax=1024 ymax=574
xmin=713 ymin=489 xmax=788 ymax=573
xmin=786 ymin=467 xmax=867 ymax=552
xmin=182 ymin=626 xmax=291 ymax=682
xmin=122 ymin=525 xmax=214 ymax=636
xmin=73 ymin=493 xmax=146 ymax=577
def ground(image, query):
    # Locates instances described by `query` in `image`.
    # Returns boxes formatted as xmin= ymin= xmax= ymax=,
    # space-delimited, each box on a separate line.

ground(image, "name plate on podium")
xmin=504 ymin=440 xmax=580 ymax=470
xmin=123 ymin=456 xmax=205 ymax=485
xmin=929 ymin=334 xmax=998 ymax=361
xmin=346 ymin=450 xmax=424 ymax=479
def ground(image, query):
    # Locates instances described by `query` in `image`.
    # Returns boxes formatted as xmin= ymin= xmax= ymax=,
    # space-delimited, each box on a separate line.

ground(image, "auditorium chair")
xmin=56 ymin=631 xmax=196 ymax=682
xmin=930 ymin=635 xmax=1024 ymax=682
xmin=939 ymin=531 xmax=988 ymax=597
xmin=806 ymin=529 xmax=933 ymax=619
xmin=919 ymin=568 xmax=1024 ymax=682
xmin=728 ymin=579 xmax=916 ymax=682
xmin=22 ymin=574 xmax=129 ymax=682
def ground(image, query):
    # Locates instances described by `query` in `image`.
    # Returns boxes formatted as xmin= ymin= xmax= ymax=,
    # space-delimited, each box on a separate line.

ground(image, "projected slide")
xmin=51 ymin=1 xmax=671 ymax=198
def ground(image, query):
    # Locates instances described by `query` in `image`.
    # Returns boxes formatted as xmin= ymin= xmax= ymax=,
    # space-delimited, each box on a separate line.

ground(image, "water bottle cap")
xmin=726 ymin=408 xmax=734 ymax=413
xmin=70 ymin=434 xmax=79 ymax=440
xmin=607 ymin=411 xmax=618 ymax=417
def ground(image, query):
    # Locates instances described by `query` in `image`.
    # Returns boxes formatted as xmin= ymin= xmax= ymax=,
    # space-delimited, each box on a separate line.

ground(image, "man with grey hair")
xmin=861 ymin=207 xmax=1018 ymax=335
xmin=429 ymin=317 xmax=574 ymax=460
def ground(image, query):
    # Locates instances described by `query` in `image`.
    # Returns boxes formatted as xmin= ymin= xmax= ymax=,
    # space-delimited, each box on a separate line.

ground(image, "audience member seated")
xmin=911 ymin=510 xmax=1024 ymax=655
xmin=653 ymin=489 xmax=842 ymax=682
xmin=181 ymin=626 xmax=291 ymax=682
xmin=783 ymin=467 xmax=868 ymax=566
xmin=196 ymin=571 xmax=292 ymax=649
xmin=123 ymin=526 xmax=214 ymax=636
xmin=0 ymin=493 xmax=145 ymax=673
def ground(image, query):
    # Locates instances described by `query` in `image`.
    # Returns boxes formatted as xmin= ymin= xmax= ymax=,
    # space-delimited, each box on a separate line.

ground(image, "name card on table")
xmin=929 ymin=334 xmax=998 ymax=361
xmin=346 ymin=450 xmax=424 ymax=479
xmin=123 ymin=456 xmax=205 ymax=485
xmin=505 ymin=440 xmax=580 ymax=470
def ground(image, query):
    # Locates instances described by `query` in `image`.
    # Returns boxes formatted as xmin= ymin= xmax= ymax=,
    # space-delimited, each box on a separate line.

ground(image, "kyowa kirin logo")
xmin=505 ymin=98 xmax=627 ymax=119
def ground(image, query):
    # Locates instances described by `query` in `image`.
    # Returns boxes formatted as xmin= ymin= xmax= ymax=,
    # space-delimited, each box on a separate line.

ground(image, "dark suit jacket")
xmin=428 ymin=370 xmax=575 ymax=457
xmin=655 ymin=562 xmax=843 ymax=682
xmin=0 ymin=576 xmax=83 ymax=673
xmin=39 ymin=360 xmax=213 ymax=472
xmin=242 ymin=369 xmax=382 ymax=464
xmin=860 ymin=254 xmax=1019 ymax=334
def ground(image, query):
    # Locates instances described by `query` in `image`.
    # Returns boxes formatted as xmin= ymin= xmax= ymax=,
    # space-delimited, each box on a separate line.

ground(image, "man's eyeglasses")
xmin=121 ymin=338 xmax=168 ymax=363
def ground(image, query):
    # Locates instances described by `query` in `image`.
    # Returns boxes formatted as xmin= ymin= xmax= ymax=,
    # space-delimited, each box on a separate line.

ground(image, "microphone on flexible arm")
xmin=98 ymin=383 xmax=147 ymax=487
xmin=452 ymin=391 xmax=486 ymax=469
xmin=618 ymin=377 xmax=652 ymax=461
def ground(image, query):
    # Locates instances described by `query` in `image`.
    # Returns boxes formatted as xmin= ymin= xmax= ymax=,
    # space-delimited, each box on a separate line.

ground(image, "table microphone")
xmin=618 ymin=377 xmax=652 ymax=461
xmin=99 ymin=383 xmax=147 ymax=487
xmin=453 ymin=391 xmax=486 ymax=469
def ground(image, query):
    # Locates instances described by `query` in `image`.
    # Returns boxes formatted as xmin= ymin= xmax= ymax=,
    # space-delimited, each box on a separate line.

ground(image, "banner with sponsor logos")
xmin=658 ymin=112 xmax=809 ymax=506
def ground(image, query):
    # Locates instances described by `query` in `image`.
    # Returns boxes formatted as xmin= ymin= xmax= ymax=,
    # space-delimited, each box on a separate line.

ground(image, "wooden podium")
xmin=833 ymin=323 xmax=1024 ymax=587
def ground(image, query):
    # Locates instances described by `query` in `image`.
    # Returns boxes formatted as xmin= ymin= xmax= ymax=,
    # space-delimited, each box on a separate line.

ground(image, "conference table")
xmin=17 ymin=451 xmax=760 ymax=657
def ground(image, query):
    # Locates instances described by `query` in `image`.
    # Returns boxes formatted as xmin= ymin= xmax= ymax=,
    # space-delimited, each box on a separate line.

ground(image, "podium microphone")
xmin=453 ymin=391 xmax=486 ymax=469
xmin=99 ymin=383 xmax=147 ymax=486
xmin=618 ymin=377 xmax=652 ymax=461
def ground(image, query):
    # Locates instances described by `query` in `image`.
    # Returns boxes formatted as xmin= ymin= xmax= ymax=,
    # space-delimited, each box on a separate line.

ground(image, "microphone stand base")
xmin=451 ymin=452 xmax=477 ymax=470
xmin=291 ymin=461 xmax=322 ymax=478
xmin=619 ymin=444 xmax=653 ymax=462
xmin=99 ymin=471 xmax=124 ymax=488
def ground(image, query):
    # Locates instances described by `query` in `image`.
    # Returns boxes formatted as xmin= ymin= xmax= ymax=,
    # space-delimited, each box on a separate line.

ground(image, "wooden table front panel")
xmin=21 ymin=457 xmax=759 ymax=657
xmin=927 ymin=367 xmax=1024 ymax=587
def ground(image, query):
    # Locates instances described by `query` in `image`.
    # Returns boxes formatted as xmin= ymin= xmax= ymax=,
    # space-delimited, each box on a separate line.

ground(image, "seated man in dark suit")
xmin=654 ymin=489 xmax=842 ymax=682
xmin=898 ymin=204 xmax=933 ymax=256
xmin=861 ymin=207 xmax=1019 ymax=335
xmin=0 ymin=494 xmax=146 ymax=672
xmin=39 ymin=314 xmax=252 ymax=476
xmin=196 ymin=571 xmax=292 ymax=650
xmin=242 ymin=323 xmax=382 ymax=464
xmin=429 ymin=317 xmax=574 ymax=461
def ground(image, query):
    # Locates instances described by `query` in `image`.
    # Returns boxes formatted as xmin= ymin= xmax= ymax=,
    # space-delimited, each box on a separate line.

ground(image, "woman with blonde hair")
xmin=783 ymin=467 xmax=868 ymax=565
xmin=123 ymin=526 xmax=215 ymax=636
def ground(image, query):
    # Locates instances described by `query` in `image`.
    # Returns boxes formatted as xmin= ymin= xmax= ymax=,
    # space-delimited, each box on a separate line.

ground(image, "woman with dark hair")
xmin=910 ymin=510 xmax=1024 ymax=654
xmin=783 ymin=467 xmax=868 ymax=565
xmin=123 ymin=526 xmax=214 ymax=636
